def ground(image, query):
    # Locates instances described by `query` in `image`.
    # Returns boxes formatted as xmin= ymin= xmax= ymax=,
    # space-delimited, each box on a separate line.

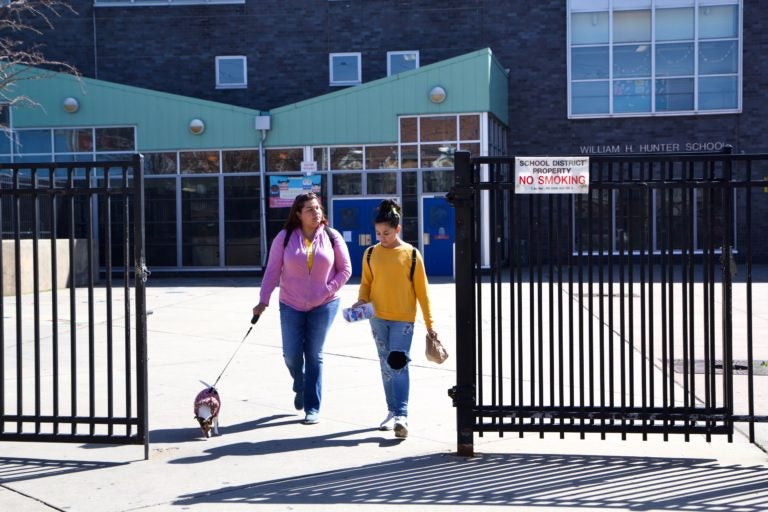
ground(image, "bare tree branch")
xmin=0 ymin=1 xmax=80 ymax=122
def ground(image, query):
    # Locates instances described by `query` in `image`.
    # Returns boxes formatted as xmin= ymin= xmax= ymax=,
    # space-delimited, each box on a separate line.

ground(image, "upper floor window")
xmin=387 ymin=51 xmax=419 ymax=76
xmin=568 ymin=0 xmax=741 ymax=118
xmin=216 ymin=56 xmax=247 ymax=89
xmin=329 ymin=53 xmax=361 ymax=86
xmin=94 ymin=0 xmax=244 ymax=6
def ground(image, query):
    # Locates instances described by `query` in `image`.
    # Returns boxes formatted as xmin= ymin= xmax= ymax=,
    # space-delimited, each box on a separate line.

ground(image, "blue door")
xmin=331 ymin=198 xmax=381 ymax=277
xmin=422 ymin=196 xmax=454 ymax=276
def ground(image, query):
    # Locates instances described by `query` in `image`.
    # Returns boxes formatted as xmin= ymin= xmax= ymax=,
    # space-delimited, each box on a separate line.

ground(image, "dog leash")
xmin=211 ymin=314 xmax=260 ymax=389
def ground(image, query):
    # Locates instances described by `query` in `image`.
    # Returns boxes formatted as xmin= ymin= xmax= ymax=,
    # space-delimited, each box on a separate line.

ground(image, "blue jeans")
xmin=370 ymin=317 xmax=413 ymax=417
xmin=279 ymin=298 xmax=340 ymax=414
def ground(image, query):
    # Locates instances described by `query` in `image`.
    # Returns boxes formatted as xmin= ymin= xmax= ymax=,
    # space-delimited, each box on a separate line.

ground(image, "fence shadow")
xmin=0 ymin=456 xmax=126 ymax=484
xmin=173 ymin=451 xmax=768 ymax=510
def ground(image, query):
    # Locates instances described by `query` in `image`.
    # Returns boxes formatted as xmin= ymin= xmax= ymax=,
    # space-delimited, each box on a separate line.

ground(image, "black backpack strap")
xmin=324 ymin=225 xmax=336 ymax=248
xmin=366 ymin=246 xmax=374 ymax=276
xmin=282 ymin=228 xmax=293 ymax=248
xmin=409 ymin=248 xmax=416 ymax=282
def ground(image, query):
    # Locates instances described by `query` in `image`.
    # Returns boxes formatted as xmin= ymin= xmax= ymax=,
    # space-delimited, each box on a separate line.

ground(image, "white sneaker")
xmin=394 ymin=416 xmax=408 ymax=438
xmin=379 ymin=411 xmax=396 ymax=431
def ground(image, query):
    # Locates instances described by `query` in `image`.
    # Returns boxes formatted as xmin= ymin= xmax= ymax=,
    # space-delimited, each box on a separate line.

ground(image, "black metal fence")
xmin=450 ymin=150 xmax=768 ymax=456
xmin=0 ymin=155 xmax=149 ymax=457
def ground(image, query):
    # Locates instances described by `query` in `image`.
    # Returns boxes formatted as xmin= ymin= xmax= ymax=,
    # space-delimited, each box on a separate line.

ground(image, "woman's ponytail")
xmin=374 ymin=199 xmax=401 ymax=228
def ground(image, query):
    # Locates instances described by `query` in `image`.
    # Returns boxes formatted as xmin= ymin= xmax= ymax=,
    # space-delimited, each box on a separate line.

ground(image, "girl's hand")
xmin=351 ymin=300 xmax=366 ymax=308
xmin=253 ymin=303 xmax=267 ymax=316
xmin=427 ymin=328 xmax=438 ymax=339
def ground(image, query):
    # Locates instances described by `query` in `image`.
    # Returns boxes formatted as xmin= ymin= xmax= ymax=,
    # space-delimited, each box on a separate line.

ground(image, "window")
xmin=398 ymin=114 xmax=482 ymax=170
xmin=568 ymin=0 xmax=741 ymax=117
xmin=180 ymin=151 xmax=220 ymax=173
xmin=95 ymin=0 xmax=244 ymax=6
xmin=224 ymin=175 xmax=261 ymax=266
xmin=145 ymin=152 xmax=178 ymax=175
xmin=266 ymin=148 xmax=303 ymax=172
xmin=181 ymin=177 xmax=219 ymax=266
xmin=95 ymin=127 xmax=135 ymax=151
xmin=216 ymin=56 xmax=247 ymax=89
xmin=145 ymin=178 xmax=178 ymax=266
xmin=329 ymin=53 xmax=362 ymax=86
xmin=143 ymin=148 xmax=262 ymax=270
xmin=2 ymin=126 xmax=135 ymax=162
xmin=223 ymin=150 xmax=260 ymax=173
xmin=573 ymin=188 xmax=726 ymax=255
xmin=330 ymin=146 xmax=363 ymax=170
xmin=366 ymin=145 xmax=399 ymax=169
xmin=387 ymin=51 xmax=419 ymax=76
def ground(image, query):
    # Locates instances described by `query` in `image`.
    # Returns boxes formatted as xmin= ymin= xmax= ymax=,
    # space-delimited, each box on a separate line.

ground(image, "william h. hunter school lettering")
xmin=579 ymin=141 xmax=726 ymax=154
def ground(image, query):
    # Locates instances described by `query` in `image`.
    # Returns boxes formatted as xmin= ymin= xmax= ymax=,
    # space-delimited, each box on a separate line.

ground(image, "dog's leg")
xmin=213 ymin=416 xmax=219 ymax=436
xmin=197 ymin=404 xmax=213 ymax=438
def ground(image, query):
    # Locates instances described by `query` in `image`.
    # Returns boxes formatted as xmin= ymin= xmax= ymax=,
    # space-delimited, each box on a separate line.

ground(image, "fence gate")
xmin=450 ymin=150 xmax=768 ymax=457
xmin=0 ymin=155 xmax=149 ymax=457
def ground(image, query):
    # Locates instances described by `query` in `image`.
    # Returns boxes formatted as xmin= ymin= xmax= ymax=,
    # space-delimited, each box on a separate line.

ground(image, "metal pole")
xmin=721 ymin=146 xmax=735 ymax=441
xmin=258 ymin=130 xmax=268 ymax=267
xmin=133 ymin=153 xmax=150 ymax=460
xmin=450 ymin=150 xmax=476 ymax=456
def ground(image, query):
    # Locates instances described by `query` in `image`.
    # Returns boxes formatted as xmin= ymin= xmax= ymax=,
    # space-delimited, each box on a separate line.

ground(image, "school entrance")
xmin=449 ymin=150 xmax=768 ymax=456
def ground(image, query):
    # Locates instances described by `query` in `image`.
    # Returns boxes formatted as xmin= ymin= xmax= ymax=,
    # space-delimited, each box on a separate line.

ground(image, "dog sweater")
xmin=194 ymin=387 xmax=221 ymax=419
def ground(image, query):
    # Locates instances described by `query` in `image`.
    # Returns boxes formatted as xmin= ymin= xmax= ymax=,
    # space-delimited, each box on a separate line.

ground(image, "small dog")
xmin=194 ymin=386 xmax=221 ymax=438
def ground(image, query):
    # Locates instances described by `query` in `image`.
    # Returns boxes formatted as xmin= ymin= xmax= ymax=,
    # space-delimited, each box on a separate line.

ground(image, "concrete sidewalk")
xmin=1 ymin=277 xmax=767 ymax=511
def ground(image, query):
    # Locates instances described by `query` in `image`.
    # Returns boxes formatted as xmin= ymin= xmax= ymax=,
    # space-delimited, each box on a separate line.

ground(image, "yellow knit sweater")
xmin=358 ymin=242 xmax=433 ymax=329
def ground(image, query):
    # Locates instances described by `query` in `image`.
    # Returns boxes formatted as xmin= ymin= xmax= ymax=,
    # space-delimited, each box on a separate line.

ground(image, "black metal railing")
xmin=450 ymin=150 xmax=768 ymax=456
xmin=0 ymin=155 xmax=148 ymax=457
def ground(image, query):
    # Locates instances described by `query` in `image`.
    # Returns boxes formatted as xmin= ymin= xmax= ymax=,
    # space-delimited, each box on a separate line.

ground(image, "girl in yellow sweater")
xmin=351 ymin=199 xmax=437 ymax=438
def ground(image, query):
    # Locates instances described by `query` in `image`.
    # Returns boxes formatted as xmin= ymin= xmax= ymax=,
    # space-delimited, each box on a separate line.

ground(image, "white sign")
xmin=301 ymin=161 xmax=318 ymax=175
xmin=515 ymin=157 xmax=590 ymax=194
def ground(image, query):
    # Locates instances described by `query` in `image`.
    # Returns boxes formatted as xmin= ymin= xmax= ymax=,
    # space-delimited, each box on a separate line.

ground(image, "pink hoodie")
xmin=259 ymin=226 xmax=351 ymax=311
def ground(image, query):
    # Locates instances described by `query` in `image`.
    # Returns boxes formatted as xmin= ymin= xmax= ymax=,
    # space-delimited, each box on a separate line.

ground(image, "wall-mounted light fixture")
xmin=63 ymin=97 xmax=79 ymax=113
xmin=429 ymin=86 xmax=447 ymax=104
xmin=189 ymin=118 xmax=205 ymax=135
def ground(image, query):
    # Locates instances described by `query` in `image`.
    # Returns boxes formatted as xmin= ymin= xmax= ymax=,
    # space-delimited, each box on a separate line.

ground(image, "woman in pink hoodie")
xmin=253 ymin=193 xmax=351 ymax=424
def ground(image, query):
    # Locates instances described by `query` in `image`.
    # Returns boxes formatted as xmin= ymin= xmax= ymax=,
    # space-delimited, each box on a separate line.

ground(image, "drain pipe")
xmin=255 ymin=115 xmax=271 ymax=267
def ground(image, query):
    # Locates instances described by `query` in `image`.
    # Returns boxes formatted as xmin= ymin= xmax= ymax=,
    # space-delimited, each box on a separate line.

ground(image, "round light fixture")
xmin=63 ymin=97 xmax=79 ymax=113
xmin=429 ymin=86 xmax=447 ymax=104
xmin=189 ymin=118 xmax=205 ymax=135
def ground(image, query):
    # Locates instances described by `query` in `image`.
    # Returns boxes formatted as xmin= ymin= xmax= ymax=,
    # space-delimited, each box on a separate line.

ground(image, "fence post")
xmin=449 ymin=150 xmax=476 ymax=456
xmin=132 ymin=153 xmax=150 ymax=459
xmin=721 ymin=146 xmax=735 ymax=441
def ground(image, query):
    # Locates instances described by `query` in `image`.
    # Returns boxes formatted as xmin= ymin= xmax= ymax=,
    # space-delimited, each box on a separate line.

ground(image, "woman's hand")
xmin=427 ymin=328 xmax=438 ymax=339
xmin=351 ymin=300 xmax=366 ymax=308
xmin=253 ymin=303 xmax=267 ymax=316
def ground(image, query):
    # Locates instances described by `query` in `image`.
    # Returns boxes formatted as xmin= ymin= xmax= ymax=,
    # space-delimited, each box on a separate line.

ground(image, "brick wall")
xmin=22 ymin=0 xmax=768 ymax=155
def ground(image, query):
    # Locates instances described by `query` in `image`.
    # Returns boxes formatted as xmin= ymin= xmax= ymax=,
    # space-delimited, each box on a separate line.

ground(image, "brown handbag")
xmin=425 ymin=332 xmax=449 ymax=364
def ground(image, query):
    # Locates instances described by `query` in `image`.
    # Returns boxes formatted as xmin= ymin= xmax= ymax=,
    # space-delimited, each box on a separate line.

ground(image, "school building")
xmin=3 ymin=0 xmax=761 ymax=275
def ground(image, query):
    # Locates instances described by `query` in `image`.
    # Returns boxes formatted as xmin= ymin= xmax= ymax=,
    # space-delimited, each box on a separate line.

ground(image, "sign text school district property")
xmin=514 ymin=157 xmax=590 ymax=194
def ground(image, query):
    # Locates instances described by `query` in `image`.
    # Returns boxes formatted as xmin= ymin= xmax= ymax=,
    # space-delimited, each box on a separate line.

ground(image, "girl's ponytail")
xmin=374 ymin=199 xmax=401 ymax=228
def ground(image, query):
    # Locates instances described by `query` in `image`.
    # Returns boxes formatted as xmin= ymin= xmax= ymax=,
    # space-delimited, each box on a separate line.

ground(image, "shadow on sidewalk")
xmin=174 ymin=451 xmax=768 ymax=510
xmin=168 ymin=426 xmax=402 ymax=464
xmin=0 ymin=456 xmax=126 ymax=484
xmin=149 ymin=414 xmax=296 ymax=443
